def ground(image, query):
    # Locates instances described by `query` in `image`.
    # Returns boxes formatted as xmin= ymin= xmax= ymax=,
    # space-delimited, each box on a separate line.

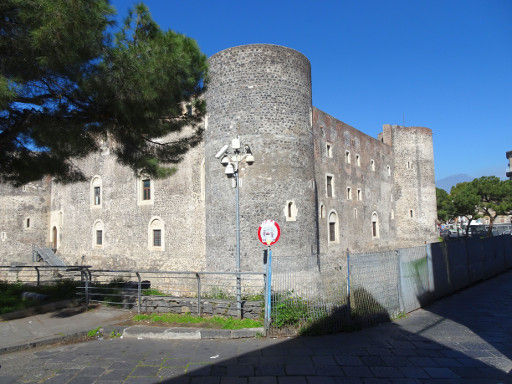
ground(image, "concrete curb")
xmin=121 ymin=325 xmax=265 ymax=340
xmin=0 ymin=325 xmax=126 ymax=355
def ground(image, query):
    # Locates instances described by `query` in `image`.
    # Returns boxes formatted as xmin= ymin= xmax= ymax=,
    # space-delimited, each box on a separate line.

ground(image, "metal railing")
xmin=0 ymin=265 xmax=267 ymax=323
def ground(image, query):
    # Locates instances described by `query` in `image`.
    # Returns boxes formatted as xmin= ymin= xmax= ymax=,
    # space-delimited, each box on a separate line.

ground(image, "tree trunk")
xmin=465 ymin=218 xmax=473 ymax=237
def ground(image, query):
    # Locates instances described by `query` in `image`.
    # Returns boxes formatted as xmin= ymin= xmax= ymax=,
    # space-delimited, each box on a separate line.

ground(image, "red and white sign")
xmin=258 ymin=220 xmax=281 ymax=246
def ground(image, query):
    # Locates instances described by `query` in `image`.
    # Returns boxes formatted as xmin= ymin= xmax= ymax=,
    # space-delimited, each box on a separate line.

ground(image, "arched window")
xmin=387 ymin=165 xmax=391 ymax=176
xmin=370 ymin=159 xmax=375 ymax=171
xmin=90 ymin=176 xmax=102 ymax=208
xmin=148 ymin=217 xmax=165 ymax=251
xmin=345 ymin=150 xmax=351 ymax=164
xmin=356 ymin=154 xmax=361 ymax=166
xmin=346 ymin=187 xmax=352 ymax=200
xmin=51 ymin=226 xmax=58 ymax=250
xmin=371 ymin=212 xmax=379 ymax=239
xmin=410 ymin=209 xmax=414 ymax=218
xmin=92 ymin=220 xmax=104 ymax=248
xmin=137 ymin=176 xmax=154 ymax=205
xmin=319 ymin=204 xmax=325 ymax=219
xmin=328 ymin=211 xmax=338 ymax=243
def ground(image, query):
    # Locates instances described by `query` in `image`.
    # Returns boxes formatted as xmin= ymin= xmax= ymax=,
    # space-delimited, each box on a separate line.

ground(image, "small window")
xmin=320 ymin=204 xmax=325 ymax=219
xmin=326 ymin=143 xmax=333 ymax=158
xmin=354 ymin=208 xmax=358 ymax=218
xmin=407 ymin=161 xmax=411 ymax=169
xmin=357 ymin=189 xmax=362 ymax=201
xmin=143 ymin=179 xmax=151 ymax=200
xmin=371 ymin=212 xmax=379 ymax=239
xmin=345 ymin=150 xmax=351 ymax=164
xmin=94 ymin=186 xmax=101 ymax=205
xmin=391 ymin=210 xmax=395 ymax=220
xmin=153 ymin=229 xmax=162 ymax=247
xmin=328 ymin=211 xmax=338 ymax=243
xmin=326 ymin=175 xmax=334 ymax=198
xmin=285 ymin=200 xmax=297 ymax=221
xmin=92 ymin=220 xmax=104 ymax=248
xmin=410 ymin=209 xmax=414 ymax=218
xmin=96 ymin=230 xmax=103 ymax=245
xmin=347 ymin=187 xmax=352 ymax=200
xmin=26 ymin=218 xmax=30 ymax=228
xmin=356 ymin=154 xmax=361 ymax=166
xmin=387 ymin=165 xmax=391 ymax=176
xmin=148 ymin=217 xmax=164 ymax=250
xmin=1 ymin=232 xmax=6 ymax=242
xmin=370 ymin=159 xmax=375 ymax=171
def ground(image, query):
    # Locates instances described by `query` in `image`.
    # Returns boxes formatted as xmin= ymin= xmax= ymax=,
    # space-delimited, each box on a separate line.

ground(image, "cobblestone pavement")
xmin=2 ymin=271 xmax=512 ymax=383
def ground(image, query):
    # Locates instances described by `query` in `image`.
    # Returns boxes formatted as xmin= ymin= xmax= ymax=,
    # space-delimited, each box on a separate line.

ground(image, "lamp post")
xmin=215 ymin=137 xmax=255 ymax=317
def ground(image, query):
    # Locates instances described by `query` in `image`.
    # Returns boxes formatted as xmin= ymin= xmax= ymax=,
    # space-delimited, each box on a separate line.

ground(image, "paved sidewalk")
xmin=0 ymin=306 xmax=128 ymax=353
xmin=1 ymin=271 xmax=512 ymax=383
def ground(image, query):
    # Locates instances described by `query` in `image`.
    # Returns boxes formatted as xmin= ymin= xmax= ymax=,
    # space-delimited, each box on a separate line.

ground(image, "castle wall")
xmin=0 ymin=179 xmax=51 ymax=265
xmin=49 ymin=144 xmax=205 ymax=270
xmin=205 ymin=44 xmax=318 ymax=273
xmin=383 ymin=124 xmax=438 ymax=246
xmin=312 ymin=108 xmax=396 ymax=268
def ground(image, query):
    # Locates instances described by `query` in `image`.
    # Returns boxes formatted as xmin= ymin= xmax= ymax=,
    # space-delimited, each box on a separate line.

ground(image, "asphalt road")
xmin=2 ymin=270 xmax=512 ymax=383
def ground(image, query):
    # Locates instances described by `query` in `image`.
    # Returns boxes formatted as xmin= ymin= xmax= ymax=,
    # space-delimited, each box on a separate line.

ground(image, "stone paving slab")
xmin=2 ymin=271 xmax=512 ymax=383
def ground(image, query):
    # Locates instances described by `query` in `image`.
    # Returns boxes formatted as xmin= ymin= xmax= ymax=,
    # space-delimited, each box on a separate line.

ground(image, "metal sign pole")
xmin=266 ymin=246 xmax=272 ymax=326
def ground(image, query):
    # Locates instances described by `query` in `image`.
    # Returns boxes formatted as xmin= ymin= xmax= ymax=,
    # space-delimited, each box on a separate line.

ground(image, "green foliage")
xmin=0 ymin=0 xmax=207 ymax=185
xmin=0 ymin=280 xmax=79 ymax=314
xmin=133 ymin=313 xmax=263 ymax=329
xmin=87 ymin=326 xmax=102 ymax=338
xmin=110 ymin=330 xmax=122 ymax=338
xmin=450 ymin=181 xmax=481 ymax=234
xmin=142 ymin=288 xmax=166 ymax=296
xmin=436 ymin=187 xmax=453 ymax=222
xmin=471 ymin=176 xmax=512 ymax=236
xmin=271 ymin=292 xmax=311 ymax=328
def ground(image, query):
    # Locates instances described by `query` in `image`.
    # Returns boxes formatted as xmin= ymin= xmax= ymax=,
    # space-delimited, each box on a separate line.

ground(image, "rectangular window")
xmin=96 ymin=230 xmax=102 ymax=245
xmin=326 ymin=143 xmax=332 ymax=158
xmin=153 ymin=229 xmax=162 ymax=247
xmin=357 ymin=189 xmax=362 ymax=201
xmin=94 ymin=186 xmax=101 ymax=205
xmin=356 ymin=154 xmax=360 ymax=166
xmin=26 ymin=218 xmax=30 ymax=228
xmin=347 ymin=187 xmax=352 ymax=200
xmin=345 ymin=151 xmax=351 ymax=164
xmin=143 ymin=179 xmax=151 ymax=200
xmin=372 ymin=222 xmax=377 ymax=237
xmin=326 ymin=176 xmax=333 ymax=198
xmin=329 ymin=222 xmax=336 ymax=242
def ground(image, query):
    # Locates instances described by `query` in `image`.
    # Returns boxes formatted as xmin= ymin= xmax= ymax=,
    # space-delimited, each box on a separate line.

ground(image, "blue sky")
xmin=111 ymin=0 xmax=511 ymax=181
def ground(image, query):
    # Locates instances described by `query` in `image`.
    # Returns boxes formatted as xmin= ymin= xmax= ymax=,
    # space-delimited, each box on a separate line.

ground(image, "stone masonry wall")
xmin=205 ymin=44 xmax=318 ymax=273
xmin=312 ymin=108 xmax=396 ymax=270
xmin=0 ymin=179 xmax=51 ymax=265
xmin=50 ymin=142 xmax=205 ymax=270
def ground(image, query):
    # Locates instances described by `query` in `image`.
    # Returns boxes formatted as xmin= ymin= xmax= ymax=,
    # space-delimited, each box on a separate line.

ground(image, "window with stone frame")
xmin=328 ymin=211 xmax=338 ymax=243
xmin=326 ymin=175 xmax=334 ymax=198
xmin=142 ymin=179 xmax=151 ymax=200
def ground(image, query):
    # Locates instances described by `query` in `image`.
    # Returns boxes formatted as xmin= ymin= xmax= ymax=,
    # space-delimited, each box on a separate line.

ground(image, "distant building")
xmin=507 ymin=150 xmax=512 ymax=180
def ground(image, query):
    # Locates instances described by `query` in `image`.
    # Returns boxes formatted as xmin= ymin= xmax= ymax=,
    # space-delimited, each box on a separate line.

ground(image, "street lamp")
xmin=215 ymin=137 xmax=255 ymax=317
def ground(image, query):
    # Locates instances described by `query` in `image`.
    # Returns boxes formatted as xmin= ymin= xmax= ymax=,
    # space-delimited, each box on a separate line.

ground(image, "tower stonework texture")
xmin=205 ymin=45 xmax=318 ymax=272
xmin=0 ymin=44 xmax=439 ymax=272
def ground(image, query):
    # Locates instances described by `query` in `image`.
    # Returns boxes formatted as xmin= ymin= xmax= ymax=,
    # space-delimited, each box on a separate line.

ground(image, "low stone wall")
xmin=139 ymin=296 xmax=263 ymax=320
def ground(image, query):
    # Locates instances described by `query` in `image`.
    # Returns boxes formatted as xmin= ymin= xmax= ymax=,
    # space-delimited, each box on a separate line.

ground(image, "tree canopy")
xmin=0 ymin=0 xmax=207 ymax=186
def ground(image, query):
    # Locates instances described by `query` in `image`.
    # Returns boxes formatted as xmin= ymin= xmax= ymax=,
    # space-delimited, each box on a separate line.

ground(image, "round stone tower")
xmin=205 ymin=44 xmax=318 ymax=272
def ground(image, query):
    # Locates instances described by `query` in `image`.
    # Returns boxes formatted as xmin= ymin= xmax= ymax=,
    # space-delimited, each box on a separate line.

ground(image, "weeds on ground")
xmin=133 ymin=313 xmax=263 ymax=329
xmin=87 ymin=326 xmax=102 ymax=338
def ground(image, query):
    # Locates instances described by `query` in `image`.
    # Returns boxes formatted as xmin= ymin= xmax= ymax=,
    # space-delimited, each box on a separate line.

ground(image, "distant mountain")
xmin=436 ymin=174 xmax=472 ymax=192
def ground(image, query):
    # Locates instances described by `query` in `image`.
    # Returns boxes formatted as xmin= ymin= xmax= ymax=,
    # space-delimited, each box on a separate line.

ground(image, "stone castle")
xmin=0 ymin=44 xmax=438 ymax=272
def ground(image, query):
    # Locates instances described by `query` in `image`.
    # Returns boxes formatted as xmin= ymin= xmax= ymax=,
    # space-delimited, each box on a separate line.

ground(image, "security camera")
xmin=215 ymin=144 xmax=229 ymax=159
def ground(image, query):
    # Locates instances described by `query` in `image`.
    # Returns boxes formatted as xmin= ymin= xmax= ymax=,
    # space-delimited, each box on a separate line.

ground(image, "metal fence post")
xmin=136 ymin=272 xmax=142 ymax=315
xmin=265 ymin=247 xmax=272 ymax=327
xmin=346 ymin=248 xmax=351 ymax=318
xmin=35 ymin=266 xmax=40 ymax=287
xmin=263 ymin=271 xmax=268 ymax=331
xmin=84 ymin=268 xmax=90 ymax=308
xmin=196 ymin=273 xmax=201 ymax=316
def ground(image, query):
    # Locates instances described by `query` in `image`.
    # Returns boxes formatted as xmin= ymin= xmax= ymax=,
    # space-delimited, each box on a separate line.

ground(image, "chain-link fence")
xmin=270 ymin=235 xmax=512 ymax=334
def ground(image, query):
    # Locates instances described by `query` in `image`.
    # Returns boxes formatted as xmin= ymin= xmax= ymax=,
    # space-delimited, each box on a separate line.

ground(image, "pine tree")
xmin=0 ymin=0 xmax=207 ymax=185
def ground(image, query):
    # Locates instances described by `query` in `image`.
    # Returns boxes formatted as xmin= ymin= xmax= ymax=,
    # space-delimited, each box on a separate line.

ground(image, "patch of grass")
xmin=133 ymin=313 xmax=263 ymax=330
xmin=391 ymin=311 xmax=407 ymax=320
xmin=110 ymin=330 xmax=122 ymax=338
xmin=142 ymin=288 xmax=166 ymax=296
xmin=271 ymin=292 xmax=311 ymax=328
